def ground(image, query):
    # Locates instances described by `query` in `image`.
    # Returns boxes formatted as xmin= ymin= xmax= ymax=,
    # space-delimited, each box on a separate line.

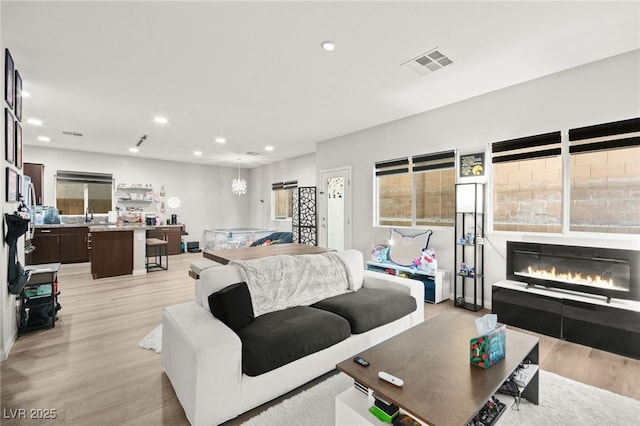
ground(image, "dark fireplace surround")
xmin=506 ymin=241 xmax=639 ymax=303
xmin=494 ymin=241 xmax=640 ymax=359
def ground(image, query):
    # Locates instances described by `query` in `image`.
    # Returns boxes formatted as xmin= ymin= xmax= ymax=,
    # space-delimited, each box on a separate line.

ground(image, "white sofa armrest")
xmin=162 ymin=302 xmax=243 ymax=426
xmin=362 ymin=270 xmax=424 ymax=326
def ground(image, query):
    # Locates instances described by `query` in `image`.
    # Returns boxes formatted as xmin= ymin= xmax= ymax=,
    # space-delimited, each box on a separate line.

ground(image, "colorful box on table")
xmin=470 ymin=324 xmax=506 ymax=369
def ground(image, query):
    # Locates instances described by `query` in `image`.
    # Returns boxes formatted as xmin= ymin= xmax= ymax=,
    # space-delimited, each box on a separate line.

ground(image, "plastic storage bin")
xmin=203 ymin=228 xmax=274 ymax=250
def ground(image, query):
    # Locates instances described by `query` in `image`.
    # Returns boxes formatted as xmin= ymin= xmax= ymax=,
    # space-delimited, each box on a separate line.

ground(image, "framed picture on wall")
xmin=4 ymin=49 xmax=15 ymax=109
xmin=6 ymin=167 xmax=17 ymax=202
xmin=15 ymin=121 xmax=22 ymax=169
xmin=5 ymin=108 xmax=15 ymax=164
xmin=14 ymin=69 xmax=22 ymax=122
xmin=16 ymin=174 xmax=22 ymax=201
xmin=459 ymin=152 xmax=485 ymax=179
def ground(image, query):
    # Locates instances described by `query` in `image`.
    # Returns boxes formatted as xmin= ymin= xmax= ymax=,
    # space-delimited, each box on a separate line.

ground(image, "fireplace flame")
xmin=525 ymin=266 xmax=614 ymax=287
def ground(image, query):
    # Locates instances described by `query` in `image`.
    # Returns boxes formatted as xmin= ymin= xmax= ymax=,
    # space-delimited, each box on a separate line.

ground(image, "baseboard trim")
xmin=1 ymin=332 xmax=17 ymax=362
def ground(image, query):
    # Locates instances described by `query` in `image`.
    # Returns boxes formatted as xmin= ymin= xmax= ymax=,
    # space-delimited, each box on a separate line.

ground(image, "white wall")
xmin=1 ymin=3 xmax=17 ymax=361
xmin=24 ymin=146 xmax=251 ymax=247
xmin=316 ymin=50 xmax=640 ymax=307
xmin=248 ymin=153 xmax=316 ymax=232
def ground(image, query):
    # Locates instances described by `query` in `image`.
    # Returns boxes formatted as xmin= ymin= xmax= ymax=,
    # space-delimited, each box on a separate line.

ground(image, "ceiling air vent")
xmin=62 ymin=131 xmax=83 ymax=137
xmin=402 ymin=48 xmax=453 ymax=76
xmin=245 ymin=151 xmax=260 ymax=156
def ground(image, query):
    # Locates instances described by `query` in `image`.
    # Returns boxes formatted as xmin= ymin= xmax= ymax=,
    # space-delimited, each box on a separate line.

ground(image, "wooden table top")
xmin=202 ymin=243 xmax=332 ymax=265
xmin=336 ymin=311 xmax=539 ymax=426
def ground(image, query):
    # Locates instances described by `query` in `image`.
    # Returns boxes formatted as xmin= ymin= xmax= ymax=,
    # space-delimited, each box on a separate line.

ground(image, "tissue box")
xmin=470 ymin=324 xmax=506 ymax=369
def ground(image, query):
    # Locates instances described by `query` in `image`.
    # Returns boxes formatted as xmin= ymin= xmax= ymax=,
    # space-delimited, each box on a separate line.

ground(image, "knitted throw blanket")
xmin=230 ymin=252 xmax=353 ymax=317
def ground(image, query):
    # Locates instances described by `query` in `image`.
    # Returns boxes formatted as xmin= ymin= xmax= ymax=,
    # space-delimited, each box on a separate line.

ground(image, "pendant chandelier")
xmin=231 ymin=164 xmax=247 ymax=195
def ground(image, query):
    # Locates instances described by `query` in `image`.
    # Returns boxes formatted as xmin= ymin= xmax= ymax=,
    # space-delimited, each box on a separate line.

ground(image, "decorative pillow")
xmin=207 ymin=282 xmax=255 ymax=332
xmin=388 ymin=228 xmax=433 ymax=267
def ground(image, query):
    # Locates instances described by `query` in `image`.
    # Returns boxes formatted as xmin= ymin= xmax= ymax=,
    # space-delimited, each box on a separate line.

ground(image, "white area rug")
xmin=138 ymin=324 xmax=162 ymax=353
xmin=140 ymin=325 xmax=639 ymax=425
xmin=242 ymin=370 xmax=640 ymax=426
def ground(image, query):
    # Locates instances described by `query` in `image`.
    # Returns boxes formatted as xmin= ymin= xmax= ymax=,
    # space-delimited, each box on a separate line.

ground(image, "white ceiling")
xmin=2 ymin=1 xmax=639 ymax=168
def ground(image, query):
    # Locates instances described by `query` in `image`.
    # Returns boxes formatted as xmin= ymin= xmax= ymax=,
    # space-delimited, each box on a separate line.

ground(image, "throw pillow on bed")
xmin=208 ymin=282 xmax=255 ymax=331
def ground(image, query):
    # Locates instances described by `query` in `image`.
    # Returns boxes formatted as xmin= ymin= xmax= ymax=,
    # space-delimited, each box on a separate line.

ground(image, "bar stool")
xmin=146 ymin=238 xmax=168 ymax=271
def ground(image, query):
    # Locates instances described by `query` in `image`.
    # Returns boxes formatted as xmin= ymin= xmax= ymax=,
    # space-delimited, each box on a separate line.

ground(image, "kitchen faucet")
xmin=85 ymin=206 xmax=94 ymax=223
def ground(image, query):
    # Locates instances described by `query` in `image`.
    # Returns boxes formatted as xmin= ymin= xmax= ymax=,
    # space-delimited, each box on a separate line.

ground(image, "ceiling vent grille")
xmin=245 ymin=151 xmax=260 ymax=156
xmin=62 ymin=131 xmax=83 ymax=137
xmin=402 ymin=48 xmax=453 ymax=76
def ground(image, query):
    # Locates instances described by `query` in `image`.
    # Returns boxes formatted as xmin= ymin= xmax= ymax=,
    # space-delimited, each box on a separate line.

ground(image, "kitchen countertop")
xmin=34 ymin=223 xmax=148 ymax=231
xmin=88 ymin=224 xmax=150 ymax=232
xmin=33 ymin=223 xmax=182 ymax=231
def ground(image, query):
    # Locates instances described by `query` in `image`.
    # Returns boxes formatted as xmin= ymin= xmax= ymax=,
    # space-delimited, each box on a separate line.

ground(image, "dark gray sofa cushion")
xmin=207 ymin=282 xmax=254 ymax=332
xmin=237 ymin=306 xmax=351 ymax=376
xmin=311 ymin=288 xmax=417 ymax=334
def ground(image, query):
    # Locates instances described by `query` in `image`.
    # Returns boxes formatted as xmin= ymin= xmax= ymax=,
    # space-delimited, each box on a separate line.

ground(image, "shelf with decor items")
xmin=115 ymin=184 xmax=156 ymax=212
xmin=366 ymin=261 xmax=450 ymax=304
xmin=454 ymin=182 xmax=485 ymax=312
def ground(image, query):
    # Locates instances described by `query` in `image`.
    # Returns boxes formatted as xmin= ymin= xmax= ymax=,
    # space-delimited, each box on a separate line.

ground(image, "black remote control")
xmin=353 ymin=356 xmax=369 ymax=367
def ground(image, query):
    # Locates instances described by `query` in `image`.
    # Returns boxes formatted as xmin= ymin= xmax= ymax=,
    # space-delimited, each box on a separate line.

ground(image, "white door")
xmin=319 ymin=167 xmax=351 ymax=250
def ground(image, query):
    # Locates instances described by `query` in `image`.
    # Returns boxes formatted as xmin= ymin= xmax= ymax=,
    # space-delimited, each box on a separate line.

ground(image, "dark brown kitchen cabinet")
xmin=147 ymin=226 xmax=182 ymax=255
xmin=89 ymin=231 xmax=133 ymax=279
xmin=24 ymin=163 xmax=45 ymax=205
xmin=60 ymin=227 xmax=90 ymax=263
xmin=28 ymin=228 xmax=60 ymax=265
xmin=28 ymin=226 xmax=90 ymax=265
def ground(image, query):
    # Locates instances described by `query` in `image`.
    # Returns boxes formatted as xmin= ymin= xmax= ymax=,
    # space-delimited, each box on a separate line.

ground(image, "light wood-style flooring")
xmin=1 ymin=252 xmax=638 ymax=425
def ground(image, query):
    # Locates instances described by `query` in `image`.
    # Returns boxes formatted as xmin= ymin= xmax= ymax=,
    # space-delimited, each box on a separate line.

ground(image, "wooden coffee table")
xmin=336 ymin=312 xmax=539 ymax=425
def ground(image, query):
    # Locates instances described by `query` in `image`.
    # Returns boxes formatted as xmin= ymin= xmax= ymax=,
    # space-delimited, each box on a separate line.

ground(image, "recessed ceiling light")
xmin=27 ymin=118 xmax=42 ymax=126
xmin=265 ymin=145 xmax=274 ymax=151
xmin=215 ymin=137 xmax=226 ymax=144
xmin=193 ymin=151 xmax=203 ymax=156
xmin=129 ymin=147 xmax=139 ymax=153
xmin=321 ymin=40 xmax=335 ymax=51
xmin=21 ymin=91 xmax=31 ymax=98
xmin=154 ymin=116 xmax=168 ymax=124
xmin=37 ymin=136 xmax=51 ymax=142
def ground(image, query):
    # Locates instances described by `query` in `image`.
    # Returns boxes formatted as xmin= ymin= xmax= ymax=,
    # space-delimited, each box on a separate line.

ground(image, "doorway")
xmin=319 ymin=167 xmax=351 ymax=250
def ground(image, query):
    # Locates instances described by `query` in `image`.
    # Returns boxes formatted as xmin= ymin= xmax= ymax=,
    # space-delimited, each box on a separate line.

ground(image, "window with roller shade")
xmin=492 ymin=131 xmax=562 ymax=233
xmin=55 ymin=170 xmax=113 ymax=215
xmin=413 ymin=152 xmax=456 ymax=227
xmin=568 ymin=117 xmax=640 ymax=234
xmin=375 ymin=150 xmax=455 ymax=227
xmin=272 ymin=180 xmax=297 ymax=220
xmin=376 ymin=158 xmax=411 ymax=226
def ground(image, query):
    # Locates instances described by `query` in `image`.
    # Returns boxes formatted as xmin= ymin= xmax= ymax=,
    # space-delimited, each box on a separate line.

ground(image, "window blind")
xmin=271 ymin=180 xmax=298 ymax=190
xmin=56 ymin=170 xmax=113 ymax=184
xmin=569 ymin=117 xmax=640 ymax=154
xmin=374 ymin=158 xmax=409 ymax=176
xmin=412 ymin=150 xmax=455 ymax=172
xmin=492 ymin=131 xmax=561 ymax=163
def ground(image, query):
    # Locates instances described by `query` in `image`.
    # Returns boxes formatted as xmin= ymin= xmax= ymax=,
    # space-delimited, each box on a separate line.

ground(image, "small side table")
xmin=146 ymin=238 xmax=168 ymax=271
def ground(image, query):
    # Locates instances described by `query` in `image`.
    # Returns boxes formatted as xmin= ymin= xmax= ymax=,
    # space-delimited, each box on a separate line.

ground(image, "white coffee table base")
xmin=335 ymin=387 xmax=378 ymax=426
xmin=335 ymin=385 xmax=428 ymax=426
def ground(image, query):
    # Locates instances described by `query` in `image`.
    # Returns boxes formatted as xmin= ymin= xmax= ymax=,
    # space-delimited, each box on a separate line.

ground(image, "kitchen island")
xmin=88 ymin=224 xmax=147 ymax=279
xmin=29 ymin=224 xmax=182 ymax=279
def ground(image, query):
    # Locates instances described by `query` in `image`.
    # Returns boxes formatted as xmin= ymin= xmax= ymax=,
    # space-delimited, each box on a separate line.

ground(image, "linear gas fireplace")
xmin=506 ymin=242 xmax=639 ymax=302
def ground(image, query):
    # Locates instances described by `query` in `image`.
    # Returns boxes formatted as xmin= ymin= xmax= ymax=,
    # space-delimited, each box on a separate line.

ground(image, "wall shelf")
xmin=116 ymin=185 xmax=156 ymax=211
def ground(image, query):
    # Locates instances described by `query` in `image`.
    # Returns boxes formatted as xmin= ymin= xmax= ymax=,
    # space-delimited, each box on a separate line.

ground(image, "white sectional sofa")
xmin=162 ymin=249 xmax=424 ymax=425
